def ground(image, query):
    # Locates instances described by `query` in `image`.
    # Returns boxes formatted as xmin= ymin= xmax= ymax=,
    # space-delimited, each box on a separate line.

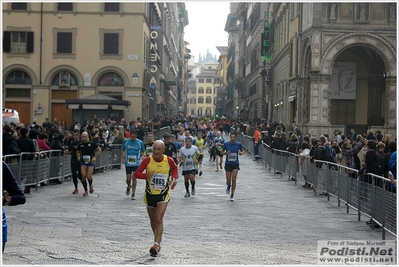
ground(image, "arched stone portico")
xmin=304 ymin=32 xmax=397 ymax=138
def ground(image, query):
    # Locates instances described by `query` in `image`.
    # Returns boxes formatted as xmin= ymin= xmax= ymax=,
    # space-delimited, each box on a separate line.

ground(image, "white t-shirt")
xmin=179 ymin=145 xmax=199 ymax=171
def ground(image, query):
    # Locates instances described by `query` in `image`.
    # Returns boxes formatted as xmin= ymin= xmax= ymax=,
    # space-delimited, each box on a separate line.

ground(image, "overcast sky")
xmin=184 ymin=1 xmax=231 ymax=63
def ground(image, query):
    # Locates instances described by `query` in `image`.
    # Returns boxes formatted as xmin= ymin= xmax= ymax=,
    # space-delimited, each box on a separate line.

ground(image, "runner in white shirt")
xmin=178 ymin=137 xmax=199 ymax=198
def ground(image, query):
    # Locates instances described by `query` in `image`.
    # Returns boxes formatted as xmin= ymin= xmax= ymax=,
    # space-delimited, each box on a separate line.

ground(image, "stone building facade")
xmin=224 ymin=2 xmax=396 ymax=138
xmin=2 ymin=2 xmax=189 ymax=125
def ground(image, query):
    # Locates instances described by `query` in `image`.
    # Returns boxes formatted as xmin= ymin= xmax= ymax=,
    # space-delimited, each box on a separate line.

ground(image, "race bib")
xmin=83 ymin=155 xmax=91 ymax=164
xmin=185 ymin=158 xmax=194 ymax=166
xmin=127 ymin=155 xmax=137 ymax=165
xmin=150 ymin=173 xmax=167 ymax=190
xmin=228 ymin=153 xmax=237 ymax=162
xmin=146 ymin=146 xmax=153 ymax=155
xmin=198 ymin=147 xmax=202 ymax=152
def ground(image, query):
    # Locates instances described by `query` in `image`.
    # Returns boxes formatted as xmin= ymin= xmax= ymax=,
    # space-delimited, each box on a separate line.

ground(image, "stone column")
xmin=385 ymin=76 xmax=397 ymax=137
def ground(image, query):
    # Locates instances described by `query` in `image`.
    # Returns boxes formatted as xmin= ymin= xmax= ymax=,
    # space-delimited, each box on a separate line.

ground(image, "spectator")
xmin=42 ymin=118 xmax=52 ymax=130
xmin=252 ymin=126 xmax=261 ymax=161
xmin=270 ymin=131 xmax=287 ymax=174
xmin=15 ymin=127 xmax=36 ymax=194
xmin=135 ymin=123 xmax=146 ymax=141
xmin=299 ymin=142 xmax=312 ymax=189
xmin=2 ymin=124 xmax=20 ymax=156
xmin=375 ymin=142 xmax=386 ymax=170
xmin=2 ymin=161 xmax=26 ymax=252
xmin=38 ymin=133 xmax=50 ymax=151
xmin=53 ymin=118 xmax=60 ymax=127
xmin=383 ymin=141 xmax=396 ymax=179
xmin=49 ymin=134 xmax=66 ymax=185
xmin=381 ymin=134 xmax=391 ymax=154
xmin=112 ymin=131 xmax=125 ymax=145
xmin=358 ymin=140 xmax=383 ymax=183
xmin=28 ymin=129 xmax=39 ymax=152
xmin=366 ymin=129 xmax=376 ymax=140
xmin=287 ymin=134 xmax=300 ymax=181
xmin=261 ymin=131 xmax=271 ymax=146
xmin=375 ymin=130 xmax=383 ymax=142
xmin=341 ymin=138 xmax=366 ymax=178
xmin=336 ymin=130 xmax=343 ymax=145
xmin=388 ymin=151 xmax=396 ymax=192
xmin=349 ymin=128 xmax=357 ymax=143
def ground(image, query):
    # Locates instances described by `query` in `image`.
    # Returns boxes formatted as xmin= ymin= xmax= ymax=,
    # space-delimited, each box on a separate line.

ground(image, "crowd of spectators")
xmin=3 ymin=114 xmax=397 ymax=193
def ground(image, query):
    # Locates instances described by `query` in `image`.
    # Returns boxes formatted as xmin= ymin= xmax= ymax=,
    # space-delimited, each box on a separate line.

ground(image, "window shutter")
xmin=104 ymin=33 xmax=118 ymax=54
xmin=57 ymin=32 xmax=72 ymax=53
xmin=3 ymin=31 xmax=11 ymax=52
xmin=27 ymin=32 xmax=34 ymax=53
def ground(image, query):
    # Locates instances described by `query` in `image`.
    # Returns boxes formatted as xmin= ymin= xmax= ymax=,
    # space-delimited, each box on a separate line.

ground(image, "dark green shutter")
xmin=3 ymin=31 xmax=11 ymax=52
xmin=27 ymin=32 xmax=34 ymax=53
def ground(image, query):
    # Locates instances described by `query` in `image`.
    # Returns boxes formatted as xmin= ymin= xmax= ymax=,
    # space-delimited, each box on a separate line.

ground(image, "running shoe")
xmin=199 ymin=171 xmax=203 ymax=176
xmin=89 ymin=185 xmax=94 ymax=194
xmin=219 ymin=163 xmax=223 ymax=169
xmin=215 ymin=168 xmax=219 ymax=172
xmin=72 ymin=188 xmax=79 ymax=194
xmin=83 ymin=191 xmax=89 ymax=197
xmin=131 ymin=193 xmax=135 ymax=200
xmin=149 ymin=243 xmax=160 ymax=257
xmin=126 ymin=185 xmax=131 ymax=196
xmin=191 ymin=188 xmax=196 ymax=196
xmin=230 ymin=194 xmax=234 ymax=201
xmin=226 ymin=185 xmax=231 ymax=194
xmin=184 ymin=191 xmax=190 ymax=198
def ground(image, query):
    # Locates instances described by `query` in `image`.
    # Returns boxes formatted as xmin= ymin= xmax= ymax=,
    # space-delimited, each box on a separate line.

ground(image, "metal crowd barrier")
xmin=108 ymin=144 xmax=123 ymax=169
xmin=2 ymin=145 xmax=122 ymax=190
xmin=235 ymin=131 xmax=397 ymax=240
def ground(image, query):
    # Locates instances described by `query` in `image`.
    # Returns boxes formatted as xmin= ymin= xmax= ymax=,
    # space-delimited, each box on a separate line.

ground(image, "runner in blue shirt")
xmin=221 ymin=132 xmax=244 ymax=201
xmin=121 ymin=129 xmax=145 ymax=200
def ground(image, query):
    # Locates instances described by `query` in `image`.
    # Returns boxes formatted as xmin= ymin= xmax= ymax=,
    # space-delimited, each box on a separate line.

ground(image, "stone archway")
xmin=320 ymin=33 xmax=396 ymax=135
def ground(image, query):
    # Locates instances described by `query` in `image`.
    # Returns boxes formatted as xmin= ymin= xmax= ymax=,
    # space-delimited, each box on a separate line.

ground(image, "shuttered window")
xmin=104 ymin=3 xmax=119 ymax=12
xmin=3 ymin=31 xmax=33 ymax=53
xmin=57 ymin=32 xmax=72 ymax=53
xmin=104 ymin=33 xmax=119 ymax=54
xmin=11 ymin=3 xmax=27 ymax=10
xmin=58 ymin=3 xmax=73 ymax=11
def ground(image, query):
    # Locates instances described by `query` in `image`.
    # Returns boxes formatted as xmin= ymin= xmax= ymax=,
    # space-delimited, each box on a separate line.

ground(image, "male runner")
xmin=134 ymin=140 xmax=178 ymax=257
xmin=163 ymin=132 xmax=178 ymax=164
xmin=213 ymin=131 xmax=225 ymax=172
xmin=194 ymin=130 xmax=206 ymax=176
xmin=121 ymin=129 xmax=145 ymax=200
xmin=221 ymin=132 xmax=244 ymax=201
xmin=171 ymin=134 xmax=181 ymax=164
xmin=178 ymin=137 xmax=199 ymax=197
xmin=76 ymin=132 xmax=102 ymax=196
xmin=66 ymin=130 xmax=82 ymax=194
xmin=144 ymin=132 xmax=155 ymax=157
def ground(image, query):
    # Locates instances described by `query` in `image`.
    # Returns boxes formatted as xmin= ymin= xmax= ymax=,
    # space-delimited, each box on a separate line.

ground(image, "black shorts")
xmin=225 ymin=164 xmax=240 ymax=172
xmin=197 ymin=154 xmax=204 ymax=161
xmin=125 ymin=166 xmax=139 ymax=174
xmin=144 ymin=190 xmax=170 ymax=208
xmin=182 ymin=169 xmax=196 ymax=176
xmin=215 ymin=148 xmax=223 ymax=157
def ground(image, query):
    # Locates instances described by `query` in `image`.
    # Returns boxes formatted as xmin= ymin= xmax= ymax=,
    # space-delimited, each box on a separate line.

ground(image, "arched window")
xmin=5 ymin=70 xmax=32 ymax=84
xmin=51 ymin=71 xmax=78 ymax=86
xmin=97 ymin=72 xmax=124 ymax=86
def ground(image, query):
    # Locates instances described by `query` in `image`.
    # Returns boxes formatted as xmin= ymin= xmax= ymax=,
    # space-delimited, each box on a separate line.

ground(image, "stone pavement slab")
xmin=2 ymin=137 xmax=396 ymax=265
